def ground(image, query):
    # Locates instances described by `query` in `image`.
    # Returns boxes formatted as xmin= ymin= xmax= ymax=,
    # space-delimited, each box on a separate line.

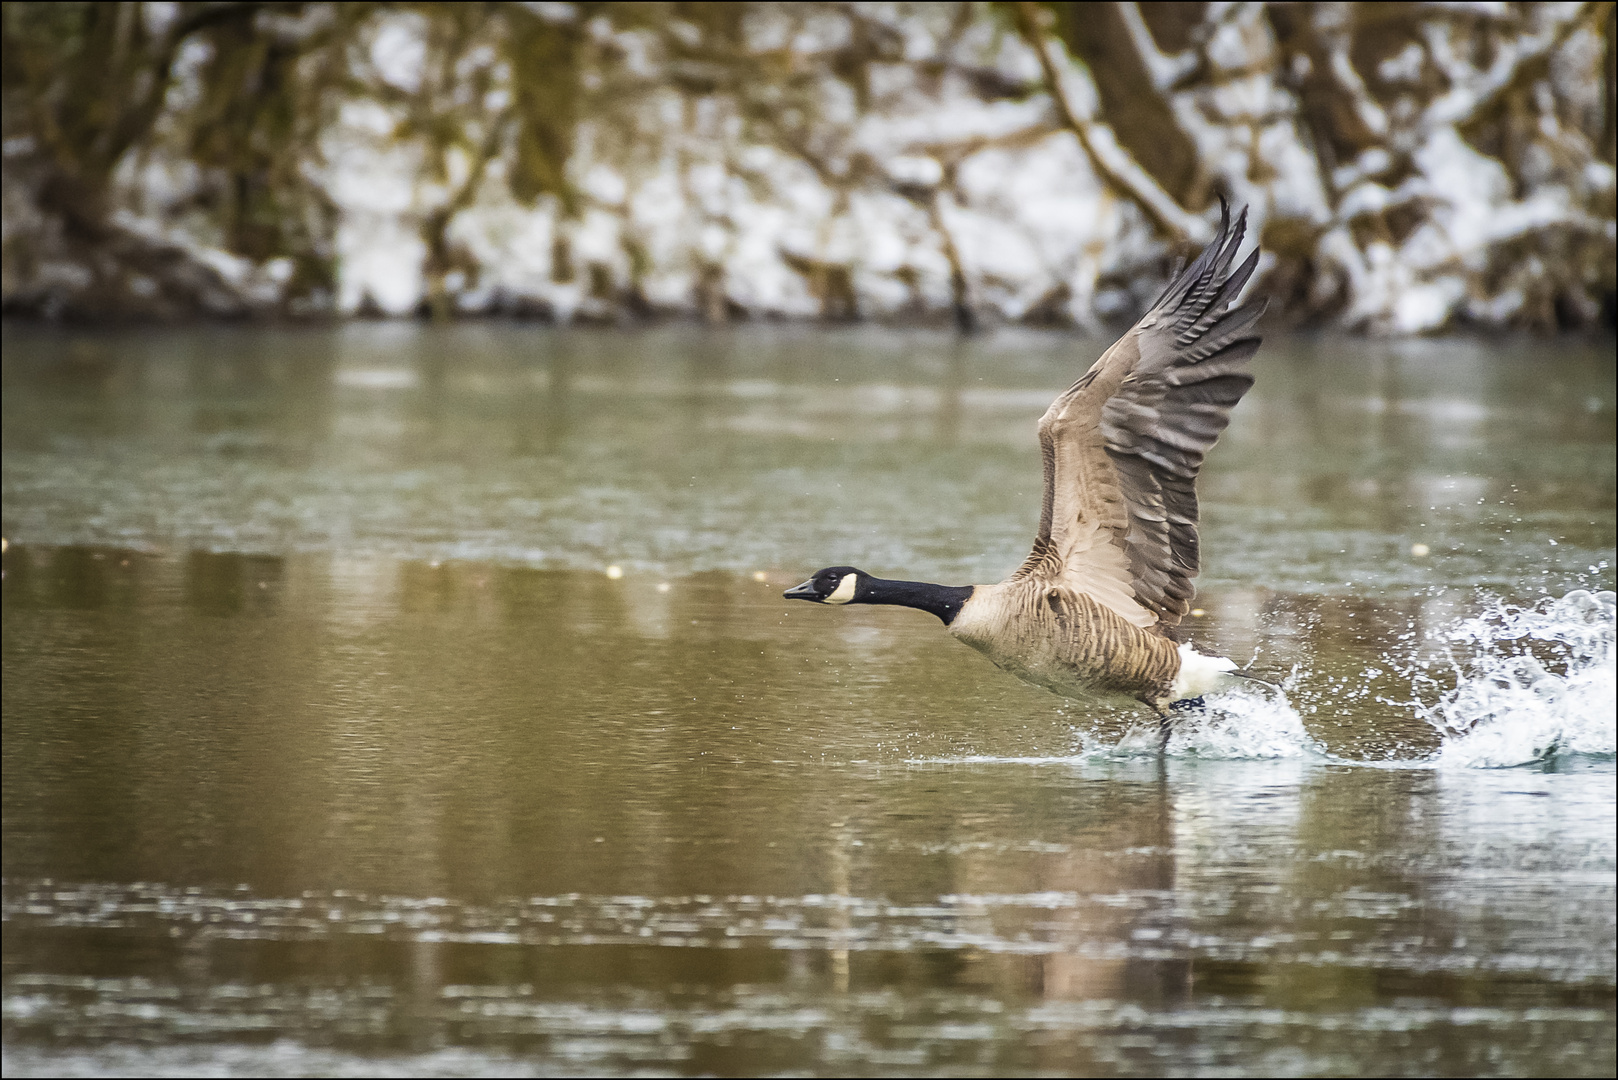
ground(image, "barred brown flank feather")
xmin=1043 ymin=591 xmax=1180 ymax=693
xmin=948 ymin=582 xmax=1181 ymax=704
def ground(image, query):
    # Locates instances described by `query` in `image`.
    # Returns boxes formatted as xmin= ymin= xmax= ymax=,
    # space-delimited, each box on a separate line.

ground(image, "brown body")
xmin=950 ymin=577 xmax=1180 ymax=708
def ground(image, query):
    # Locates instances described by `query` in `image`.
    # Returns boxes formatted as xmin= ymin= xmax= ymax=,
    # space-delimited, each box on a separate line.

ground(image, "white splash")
xmin=1127 ymin=682 xmax=1322 ymax=761
xmin=1410 ymin=590 xmax=1616 ymax=769
xmin=917 ymin=590 xmax=1614 ymax=769
xmin=1090 ymin=589 xmax=1615 ymax=768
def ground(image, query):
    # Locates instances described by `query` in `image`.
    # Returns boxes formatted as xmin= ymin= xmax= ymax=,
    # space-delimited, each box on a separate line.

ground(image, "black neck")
xmin=854 ymin=577 xmax=975 ymax=624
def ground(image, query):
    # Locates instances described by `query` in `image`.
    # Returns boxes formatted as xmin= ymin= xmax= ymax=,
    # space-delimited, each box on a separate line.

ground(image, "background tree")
xmin=1 ymin=2 xmax=362 ymax=316
xmin=3 ymin=1 xmax=1612 ymax=331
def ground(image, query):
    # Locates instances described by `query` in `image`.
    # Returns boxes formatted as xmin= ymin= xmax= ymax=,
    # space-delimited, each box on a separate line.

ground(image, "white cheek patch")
xmin=824 ymin=574 xmax=858 ymax=604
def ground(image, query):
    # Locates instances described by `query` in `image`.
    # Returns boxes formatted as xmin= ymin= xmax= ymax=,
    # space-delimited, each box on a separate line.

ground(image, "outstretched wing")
xmin=1026 ymin=202 xmax=1264 ymax=634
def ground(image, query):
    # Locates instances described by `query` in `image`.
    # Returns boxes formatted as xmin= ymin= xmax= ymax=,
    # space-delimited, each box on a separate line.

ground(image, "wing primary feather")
xmin=1151 ymin=200 xmax=1230 ymax=316
xmin=1148 ymin=256 xmax=1188 ymax=309
xmin=1182 ymin=301 xmax=1266 ymax=362
xmin=1171 ymin=207 xmax=1248 ymax=338
xmin=1177 ymin=248 xmax=1260 ymax=347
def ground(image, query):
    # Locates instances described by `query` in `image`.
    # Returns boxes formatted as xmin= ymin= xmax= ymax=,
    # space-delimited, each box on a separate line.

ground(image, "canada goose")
xmin=785 ymin=203 xmax=1264 ymax=727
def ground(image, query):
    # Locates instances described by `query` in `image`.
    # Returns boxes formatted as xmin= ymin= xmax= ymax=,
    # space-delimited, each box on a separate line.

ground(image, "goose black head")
xmin=783 ymin=566 xmax=863 ymax=605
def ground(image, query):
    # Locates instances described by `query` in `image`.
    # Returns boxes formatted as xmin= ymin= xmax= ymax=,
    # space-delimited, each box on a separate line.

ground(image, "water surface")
xmin=3 ymin=324 xmax=1614 ymax=1076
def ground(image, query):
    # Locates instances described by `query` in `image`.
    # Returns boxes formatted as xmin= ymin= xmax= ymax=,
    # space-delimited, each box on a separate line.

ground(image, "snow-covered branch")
xmin=1422 ymin=1 xmax=1601 ymax=131
xmin=1 ymin=1 xmax=1611 ymax=332
xmin=1012 ymin=1 xmax=1210 ymax=245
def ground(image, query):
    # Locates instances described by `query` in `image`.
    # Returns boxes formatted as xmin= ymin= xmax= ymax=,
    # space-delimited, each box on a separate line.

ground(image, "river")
xmin=3 ymin=323 xmax=1613 ymax=1076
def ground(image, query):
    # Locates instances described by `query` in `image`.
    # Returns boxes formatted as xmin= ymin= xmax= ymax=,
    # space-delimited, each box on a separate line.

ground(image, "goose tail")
xmin=1168 ymin=643 xmax=1241 ymax=702
xmin=1229 ymin=669 xmax=1280 ymax=690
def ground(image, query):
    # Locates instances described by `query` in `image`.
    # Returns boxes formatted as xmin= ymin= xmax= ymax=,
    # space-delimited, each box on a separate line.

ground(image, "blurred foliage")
xmin=3 ymin=2 xmax=346 ymax=313
xmin=1 ymin=1 xmax=1613 ymax=330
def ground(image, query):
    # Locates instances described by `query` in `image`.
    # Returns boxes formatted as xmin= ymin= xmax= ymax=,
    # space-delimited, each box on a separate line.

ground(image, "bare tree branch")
xmin=1013 ymin=1 xmax=1209 ymax=244
xmin=1423 ymin=1 xmax=1606 ymax=131
xmin=1115 ymin=2 xmax=1198 ymax=92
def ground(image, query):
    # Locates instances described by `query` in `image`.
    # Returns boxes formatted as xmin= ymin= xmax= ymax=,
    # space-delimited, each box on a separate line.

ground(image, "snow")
xmin=4 ymin=3 xmax=1608 ymax=333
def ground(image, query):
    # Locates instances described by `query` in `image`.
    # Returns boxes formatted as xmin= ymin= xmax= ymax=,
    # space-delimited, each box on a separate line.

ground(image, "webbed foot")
xmin=1156 ymin=696 xmax=1207 ymax=753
